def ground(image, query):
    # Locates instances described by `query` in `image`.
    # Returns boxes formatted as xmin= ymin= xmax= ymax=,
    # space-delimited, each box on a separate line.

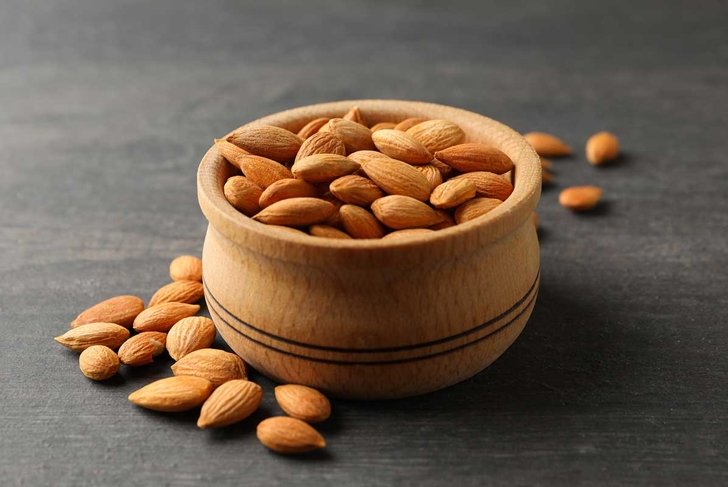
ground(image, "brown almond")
xmin=256 ymin=417 xmax=326 ymax=454
xmin=214 ymin=138 xmax=251 ymax=170
xmin=224 ymin=176 xmax=263 ymax=216
xmin=79 ymin=345 xmax=120 ymax=381
xmin=339 ymin=205 xmax=386 ymax=239
xmin=309 ymin=225 xmax=352 ymax=239
xmin=297 ymin=118 xmax=329 ymax=139
xmin=295 ymin=132 xmax=346 ymax=161
xmin=258 ymin=178 xmax=318 ymax=208
xmin=291 ymin=154 xmax=360 ymax=183
xmin=382 ymin=228 xmax=436 ymax=240
xmin=319 ymin=192 xmax=344 ymax=228
xmin=169 ymin=255 xmax=202 ymax=282
xmin=71 ymin=295 xmax=144 ymax=329
xmin=133 ymin=302 xmax=200 ymax=333
xmin=586 ymin=131 xmax=619 ymax=165
xmin=329 ymin=175 xmax=384 ymax=206
xmin=415 ymin=164 xmax=444 ymax=192
xmin=359 ymin=156 xmax=431 ymax=201
xmin=394 ymin=117 xmax=428 ymax=131
xmin=450 ymin=172 xmax=514 ymax=201
xmin=252 ymin=197 xmax=336 ymax=227
xmin=559 ymin=185 xmax=603 ymax=211
xmin=406 ymin=119 xmax=465 ymax=152
xmin=370 ymin=121 xmax=397 ymax=132
xmin=171 ymin=348 xmax=247 ymax=387
xmin=227 ymin=124 xmax=302 ymax=162
xmin=542 ymin=170 xmax=555 ymax=185
xmin=371 ymin=195 xmax=444 ymax=229
xmin=454 ymin=197 xmax=502 ymax=224
xmin=372 ymin=129 xmax=433 ymax=164
xmin=430 ymin=158 xmax=453 ymax=176
xmin=128 ymin=376 xmax=213 ymax=412
xmin=166 ymin=316 xmax=216 ymax=361
xmin=524 ymin=132 xmax=572 ymax=157
xmin=118 ymin=331 xmax=167 ymax=366
xmin=198 ymin=380 xmax=263 ymax=429
xmin=342 ymin=106 xmax=367 ymax=126
xmin=540 ymin=158 xmax=553 ymax=171
xmin=275 ymin=384 xmax=331 ymax=423
xmin=234 ymin=154 xmax=294 ymax=189
xmin=148 ymin=280 xmax=204 ymax=307
xmin=430 ymin=209 xmax=456 ymax=230
xmin=326 ymin=118 xmax=375 ymax=153
xmin=434 ymin=143 xmax=514 ymax=174
xmin=430 ymin=179 xmax=477 ymax=209
xmin=55 ymin=323 xmax=130 ymax=352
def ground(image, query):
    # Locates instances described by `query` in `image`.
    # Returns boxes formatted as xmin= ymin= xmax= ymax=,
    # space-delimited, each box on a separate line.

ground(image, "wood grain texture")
xmin=1 ymin=0 xmax=727 ymax=485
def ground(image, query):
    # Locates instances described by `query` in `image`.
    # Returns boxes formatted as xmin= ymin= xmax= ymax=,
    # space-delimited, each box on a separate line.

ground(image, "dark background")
xmin=1 ymin=1 xmax=727 ymax=485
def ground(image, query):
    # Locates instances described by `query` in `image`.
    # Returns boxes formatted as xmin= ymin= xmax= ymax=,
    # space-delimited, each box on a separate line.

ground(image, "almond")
xmin=133 ymin=302 xmax=200 ymax=333
xmin=169 ymin=255 xmax=202 ymax=282
xmin=79 ymin=345 xmax=120 ymax=381
xmin=234 ymin=154 xmax=294 ymax=189
xmin=171 ymin=348 xmax=247 ymax=387
xmin=339 ymin=205 xmax=386 ymax=239
xmin=258 ymin=178 xmax=318 ymax=208
xmin=252 ymin=197 xmax=336 ymax=227
xmin=430 ymin=209 xmax=456 ymax=230
xmin=198 ymin=380 xmax=263 ymax=429
xmin=342 ymin=106 xmax=366 ymax=126
xmin=166 ymin=316 xmax=216 ymax=361
xmin=406 ymin=119 xmax=465 ymax=152
xmin=381 ymin=228 xmax=436 ymax=240
xmin=55 ymin=323 xmax=130 ymax=352
xmin=524 ymin=132 xmax=572 ymax=157
xmin=359 ymin=156 xmax=431 ymax=201
xmin=415 ymin=164 xmax=443 ymax=192
xmin=256 ymin=417 xmax=326 ymax=454
xmin=454 ymin=197 xmax=502 ymax=224
xmin=274 ymin=384 xmax=331 ymax=423
xmin=430 ymin=158 xmax=453 ymax=176
xmin=450 ymin=172 xmax=514 ymax=201
xmin=434 ymin=143 xmax=514 ymax=174
xmin=319 ymin=192 xmax=344 ymax=228
xmin=371 ymin=195 xmax=444 ymax=229
xmin=329 ymin=175 xmax=384 ymax=206
xmin=325 ymin=118 xmax=375 ymax=153
xmin=291 ymin=154 xmax=360 ymax=183
xmin=371 ymin=129 xmax=433 ymax=165
xmin=542 ymin=170 xmax=555 ymax=185
xmin=224 ymin=176 xmax=263 ymax=216
xmin=394 ymin=117 xmax=428 ymax=131
xmin=370 ymin=121 xmax=397 ymax=132
xmin=227 ymin=124 xmax=302 ymax=162
xmin=309 ymin=225 xmax=352 ymax=239
xmin=559 ymin=185 xmax=602 ymax=211
xmin=430 ymin=179 xmax=477 ymax=209
xmin=118 ymin=331 xmax=167 ymax=366
xmin=71 ymin=295 xmax=144 ymax=329
xmin=128 ymin=376 xmax=213 ymax=412
xmin=540 ymin=158 xmax=553 ymax=171
xmin=586 ymin=131 xmax=619 ymax=165
xmin=297 ymin=118 xmax=329 ymax=139
xmin=214 ymin=138 xmax=251 ymax=170
xmin=295 ymin=132 xmax=346 ymax=161
xmin=148 ymin=280 xmax=204 ymax=307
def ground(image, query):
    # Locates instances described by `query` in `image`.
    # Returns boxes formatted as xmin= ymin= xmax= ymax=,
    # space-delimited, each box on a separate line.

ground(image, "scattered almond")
xmin=297 ymin=118 xmax=329 ymax=139
xmin=524 ymin=132 xmax=571 ymax=157
xmin=406 ymin=119 xmax=465 ymax=152
xmin=198 ymin=380 xmax=263 ymax=429
xmin=291 ymin=154 xmax=360 ymax=183
xmin=79 ymin=345 xmax=120 ymax=381
xmin=559 ymin=185 xmax=603 ymax=211
xmin=169 ymin=255 xmax=202 ymax=282
xmin=371 ymin=195 xmax=444 ymax=229
xmin=434 ymin=143 xmax=513 ymax=174
xmin=171 ymin=348 xmax=247 ymax=387
xmin=359 ymin=156 xmax=431 ymax=201
xmin=430 ymin=179 xmax=477 ymax=209
xmin=394 ymin=117 xmax=428 ymax=131
xmin=454 ymin=197 xmax=502 ymax=224
xmin=450 ymin=172 xmax=514 ymax=201
xmin=258 ymin=178 xmax=318 ymax=208
xmin=55 ymin=323 xmax=130 ymax=352
xmin=166 ymin=316 xmax=216 ymax=360
xmin=540 ymin=158 xmax=553 ymax=171
xmin=295 ymin=132 xmax=346 ymax=161
xmin=148 ymin=280 xmax=204 ymax=307
xmin=256 ymin=416 xmax=326 ymax=454
xmin=118 ymin=331 xmax=167 ymax=366
xmin=275 ymin=384 xmax=331 ymax=423
xmin=128 ymin=376 xmax=213 ymax=412
xmin=325 ymin=118 xmax=375 ymax=153
xmin=372 ymin=129 xmax=433 ymax=164
xmin=224 ymin=176 xmax=263 ymax=216
xmin=329 ymin=175 xmax=384 ymax=206
xmin=227 ymin=124 xmax=302 ymax=162
xmin=586 ymin=131 xmax=620 ymax=165
xmin=339 ymin=205 xmax=386 ymax=239
xmin=309 ymin=225 xmax=352 ymax=239
xmin=252 ymin=197 xmax=336 ymax=227
xmin=133 ymin=302 xmax=200 ymax=333
xmin=542 ymin=170 xmax=555 ymax=185
xmin=234 ymin=154 xmax=294 ymax=189
xmin=71 ymin=295 xmax=144 ymax=329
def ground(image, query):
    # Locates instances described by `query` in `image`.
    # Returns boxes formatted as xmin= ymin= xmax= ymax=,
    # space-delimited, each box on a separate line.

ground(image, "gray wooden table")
xmin=2 ymin=1 xmax=727 ymax=485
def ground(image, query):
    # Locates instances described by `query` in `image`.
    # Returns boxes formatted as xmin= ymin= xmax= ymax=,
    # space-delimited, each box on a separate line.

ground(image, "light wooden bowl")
xmin=197 ymin=100 xmax=541 ymax=399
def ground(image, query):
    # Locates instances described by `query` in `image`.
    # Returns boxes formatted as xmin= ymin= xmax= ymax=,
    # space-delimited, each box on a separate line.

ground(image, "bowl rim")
xmin=197 ymin=99 xmax=541 ymax=259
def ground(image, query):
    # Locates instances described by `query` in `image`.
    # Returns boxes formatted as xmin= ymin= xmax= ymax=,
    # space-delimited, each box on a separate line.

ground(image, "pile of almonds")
xmin=218 ymin=106 xmax=516 ymax=239
xmin=55 ymin=255 xmax=330 ymax=454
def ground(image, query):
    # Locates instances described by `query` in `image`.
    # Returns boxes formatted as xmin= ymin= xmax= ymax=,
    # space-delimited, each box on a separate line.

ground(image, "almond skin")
xmin=148 ymin=280 xmax=204 ymax=307
xmin=394 ymin=117 xmax=428 ymax=131
xmin=329 ymin=175 xmax=384 ymax=206
xmin=258 ymin=178 xmax=318 ymax=208
xmin=297 ymin=118 xmax=330 ymax=139
xmin=171 ymin=348 xmax=247 ymax=387
xmin=169 ymin=255 xmax=202 ymax=282
xmin=359 ymin=155 xmax=431 ymax=201
xmin=291 ymin=154 xmax=360 ymax=183
xmin=224 ymin=176 xmax=263 ymax=216
xmin=342 ymin=106 xmax=367 ymax=126
xmin=454 ymin=197 xmax=502 ymax=224
xmin=325 ymin=118 xmax=375 ymax=153
xmin=128 ymin=376 xmax=213 ymax=412
xmin=117 ymin=331 xmax=167 ymax=366
xmin=166 ymin=316 xmax=216 ymax=361
xmin=275 ymin=384 xmax=331 ymax=423
xmin=198 ymin=380 xmax=263 ymax=429
xmin=214 ymin=138 xmax=251 ymax=170
xmin=309 ymin=225 xmax=352 ymax=239
xmin=524 ymin=132 xmax=572 ymax=157
xmin=406 ymin=119 xmax=465 ymax=152
xmin=133 ymin=302 xmax=200 ymax=333
xmin=586 ymin=131 xmax=620 ymax=165
xmin=434 ymin=143 xmax=514 ymax=174
xmin=430 ymin=158 xmax=453 ymax=176
xmin=430 ymin=209 xmax=456 ymax=230
xmin=227 ymin=124 xmax=302 ymax=162
xmin=415 ymin=164 xmax=443 ymax=192
xmin=79 ymin=345 xmax=120 ymax=381
xmin=256 ymin=417 xmax=326 ymax=454
xmin=339 ymin=205 xmax=386 ymax=239
xmin=430 ymin=179 xmax=477 ymax=209
xmin=559 ymin=185 xmax=603 ymax=211
xmin=450 ymin=172 xmax=514 ymax=201
xmin=295 ymin=132 xmax=347 ymax=161
xmin=252 ymin=197 xmax=336 ymax=227
xmin=372 ymin=129 xmax=433 ymax=165
xmin=381 ymin=228 xmax=436 ymax=240
xmin=71 ymin=295 xmax=144 ymax=329
xmin=55 ymin=323 xmax=130 ymax=352
xmin=371 ymin=195 xmax=444 ymax=229
xmin=234 ymin=154 xmax=294 ymax=189
xmin=370 ymin=121 xmax=397 ymax=132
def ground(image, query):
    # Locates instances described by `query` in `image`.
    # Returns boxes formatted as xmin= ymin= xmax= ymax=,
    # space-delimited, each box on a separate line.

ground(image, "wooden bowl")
xmin=197 ymin=100 xmax=541 ymax=399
